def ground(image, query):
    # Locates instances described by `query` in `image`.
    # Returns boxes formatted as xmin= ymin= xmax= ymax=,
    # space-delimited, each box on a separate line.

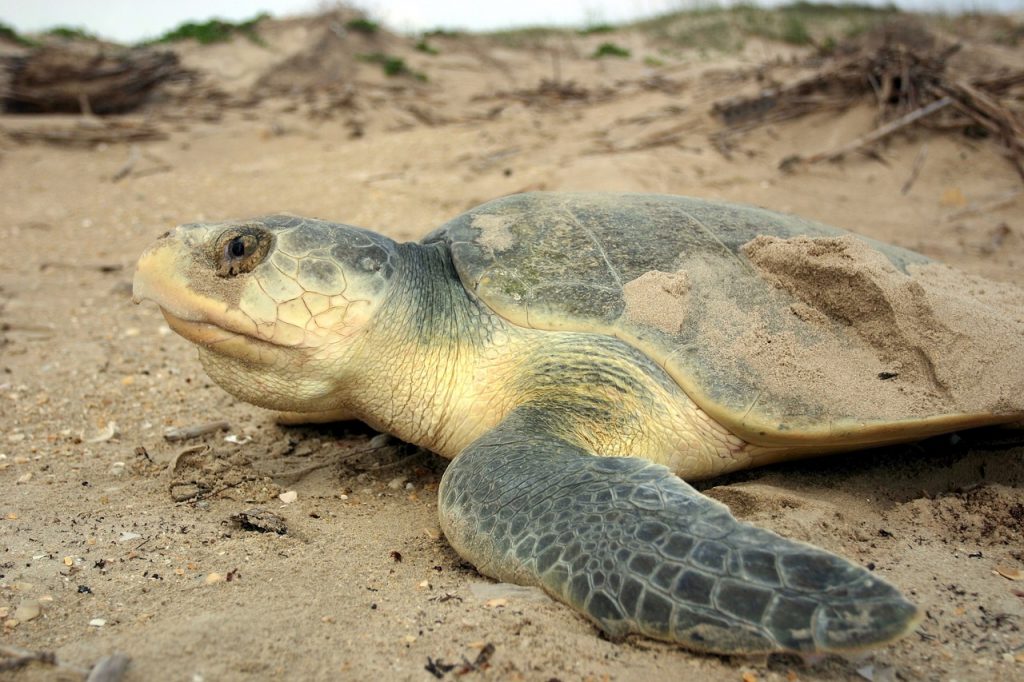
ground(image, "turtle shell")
xmin=430 ymin=192 xmax=1024 ymax=447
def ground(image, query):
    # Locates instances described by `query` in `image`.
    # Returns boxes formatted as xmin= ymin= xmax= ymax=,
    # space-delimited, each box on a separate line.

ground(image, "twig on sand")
xmin=111 ymin=146 xmax=140 ymax=182
xmin=944 ymin=188 xmax=1022 ymax=222
xmin=797 ymin=97 xmax=952 ymax=166
xmin=112 ymin=146 xmax=174 ymax=182
xmin=164 ymin=420 xmax=231 ymax=442
xmin=901 ymin=144 xmax=929 ymax=195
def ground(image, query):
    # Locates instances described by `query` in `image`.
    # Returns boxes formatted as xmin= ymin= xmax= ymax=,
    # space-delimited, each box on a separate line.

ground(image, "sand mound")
xmin=741 ymin=234 xmax=1024 ymax=420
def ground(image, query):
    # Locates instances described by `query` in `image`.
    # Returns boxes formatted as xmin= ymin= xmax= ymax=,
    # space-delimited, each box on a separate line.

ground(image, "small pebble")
xmin=14 ymin=600 xmax=41 ymax=621
xmin=89 ymin=618 xmax=106 ymax=627
xmin=368 ymin=434 xmax=391 ymax=449
xmin=387 ymin=476 xmax=407 ymax=490
xmin=205 ymin=572 xmax=224 ymax=585
xmin=86 ymin=422 xmax=118 ymax=444
xmin=278 ymin=490 xmax=298 ymax=504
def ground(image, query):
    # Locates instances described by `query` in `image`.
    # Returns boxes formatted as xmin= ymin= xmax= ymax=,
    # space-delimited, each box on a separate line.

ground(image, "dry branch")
xmin=901 ymin=144 xmax=928 ymax=195
xmin=800 ymin=97 xmax=952 ymax=165
xmin=0 ymin=118 xmax=166 ymax=147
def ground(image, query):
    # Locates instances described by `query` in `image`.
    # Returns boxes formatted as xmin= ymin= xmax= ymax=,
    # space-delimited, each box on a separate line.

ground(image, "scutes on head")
xmin=132 ymin=214 xmax=397 ymax=412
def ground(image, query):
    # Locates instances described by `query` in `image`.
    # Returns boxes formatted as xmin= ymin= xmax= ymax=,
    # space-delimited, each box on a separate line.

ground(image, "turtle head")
xmin=133 ymin=215 xmax=398 ymax=412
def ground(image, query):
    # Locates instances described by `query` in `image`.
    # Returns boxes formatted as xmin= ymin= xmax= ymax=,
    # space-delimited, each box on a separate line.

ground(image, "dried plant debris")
xmin=424 ymin=643 xmax=496 ymax=678
xmin=476 ymin=79 xmax=610 ymax=108
xmin=168 ymin=445 xmax=273 ymax=503
xmin=712 ymin=21 xmax=1024 ymax=178
xmin=1 ymin=43 xmax=186 ymax=114
xmin=164 ymin=420 xmax=231 ymax=442
xmin=1 ymin=118 xmax=167 ymax=147
xmin=231 ymin=508 xmax=288 ymax=535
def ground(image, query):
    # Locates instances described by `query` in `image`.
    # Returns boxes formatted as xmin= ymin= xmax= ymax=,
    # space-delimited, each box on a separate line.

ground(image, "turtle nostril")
xmin=158 ymin=230 xmax=171 ymax=239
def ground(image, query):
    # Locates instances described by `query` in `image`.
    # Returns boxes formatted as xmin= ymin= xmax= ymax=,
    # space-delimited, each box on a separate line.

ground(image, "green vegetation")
xmin=423 ymin=28 xmax=462 ymax=38
xmin=580 ymin=24 xmax=615 ymax=35
xmin=994 ymin=22 xmax=1024 ymax=47
xmin=358 ymin=53 xmax=427 ymax=81
xmin=150 ymin=13 xmax=268 ymax=46
xmin=633 ymin=2 xmax=900 ymax=53
xmin=0 ymin=21 xmax=34 ymax=46
xmin=784 ymin=2 xmax=898 ymax=15
xmin=780 ymin=14 xmax=813 ymax=45
xmin=943 ymin=13 xmax=1024 ymax=47
xmin=592 ymin=42 xmax=630 ymax=58
xmin=415 ymin=39 xmax=439 ymax=55
xmin=345 ymin=18 xmax=379 ymax=35
xmin=45 ymin=26 xmax=96 ymax=41
xmin=486 ymin=26 xmax=562 ymax=48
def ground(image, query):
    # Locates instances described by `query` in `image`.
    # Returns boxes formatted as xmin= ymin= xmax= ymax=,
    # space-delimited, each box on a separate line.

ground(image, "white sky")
xmin=1 ymin=1 xmax=1021 ymax=43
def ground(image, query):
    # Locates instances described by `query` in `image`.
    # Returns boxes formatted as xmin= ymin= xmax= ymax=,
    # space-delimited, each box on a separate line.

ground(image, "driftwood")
xmin=2 ymin=43 xmax=183 ymax=114
xmin=0 ymin=117 xmax=166 ymax=146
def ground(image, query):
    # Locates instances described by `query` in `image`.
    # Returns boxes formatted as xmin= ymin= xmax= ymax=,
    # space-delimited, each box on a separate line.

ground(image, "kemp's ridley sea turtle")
xmin=132 ymin=193 xmax=1024 ymax=654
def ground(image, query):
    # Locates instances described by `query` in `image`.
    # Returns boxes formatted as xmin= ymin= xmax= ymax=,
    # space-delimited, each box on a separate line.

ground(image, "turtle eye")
xmin=215 ymin=227 xmax=271 ymax=277
xmin=228 ymin=236 xmax=248 ymax=259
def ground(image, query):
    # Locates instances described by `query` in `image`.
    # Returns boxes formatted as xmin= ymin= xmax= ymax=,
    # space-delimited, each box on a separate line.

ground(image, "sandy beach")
xmin=1 ymin=7 xmax=1022 ymax=680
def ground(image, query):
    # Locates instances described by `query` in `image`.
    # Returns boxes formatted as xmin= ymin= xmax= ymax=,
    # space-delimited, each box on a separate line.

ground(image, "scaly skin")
xmin=133 ymin=214 xmax=922 ymax=654
xmin=440 ymin=408 xmax=920 ymax=653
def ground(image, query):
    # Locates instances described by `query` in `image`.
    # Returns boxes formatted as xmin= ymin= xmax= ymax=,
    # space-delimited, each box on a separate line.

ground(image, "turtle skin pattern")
xmin=439 ymin=409 xmax=920 ymax=654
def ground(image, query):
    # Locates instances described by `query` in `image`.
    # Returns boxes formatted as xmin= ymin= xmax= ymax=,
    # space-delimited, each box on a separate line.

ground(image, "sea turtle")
xmin=132 ymin=192 xmax=1024 ymax=655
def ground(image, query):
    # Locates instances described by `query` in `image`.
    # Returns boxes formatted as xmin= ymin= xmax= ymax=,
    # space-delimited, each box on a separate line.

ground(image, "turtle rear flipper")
xmin=439 ymin=409 xmax=921 ymax=654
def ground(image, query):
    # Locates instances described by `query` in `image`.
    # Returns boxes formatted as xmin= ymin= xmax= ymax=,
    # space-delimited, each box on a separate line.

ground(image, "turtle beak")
xmin=132 ymin=238 xmax=176 ymax=305
xmin=132 ymin=227 xmax=206 ymax=316
xmin=131 ymin=231 xmax=210 ymax=323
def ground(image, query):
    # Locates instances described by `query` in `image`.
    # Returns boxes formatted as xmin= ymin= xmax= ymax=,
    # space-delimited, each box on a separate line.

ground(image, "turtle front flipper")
xmin=439 ymin=409 xmax=921 ymax=655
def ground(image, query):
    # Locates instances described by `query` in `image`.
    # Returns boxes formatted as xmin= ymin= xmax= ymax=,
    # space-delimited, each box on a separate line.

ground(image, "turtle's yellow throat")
xmin=327 ymin=243 xmax=755 ymax=478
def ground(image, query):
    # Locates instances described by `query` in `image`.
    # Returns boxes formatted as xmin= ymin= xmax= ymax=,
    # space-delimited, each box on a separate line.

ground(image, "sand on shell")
xmin=737 ymin=234 xmax=1024 ymax=421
